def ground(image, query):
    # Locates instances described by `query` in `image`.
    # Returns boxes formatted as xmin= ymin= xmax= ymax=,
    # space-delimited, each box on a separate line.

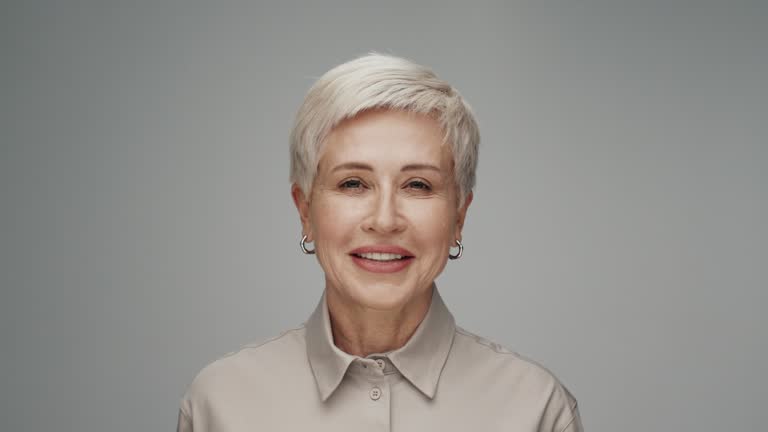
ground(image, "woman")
xmin=177 ymin=53 xmax=583 ymax=432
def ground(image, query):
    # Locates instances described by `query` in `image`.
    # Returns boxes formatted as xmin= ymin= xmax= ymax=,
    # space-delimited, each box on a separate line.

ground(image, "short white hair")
xmin=289 ymin=53 xmax=480 ymax=206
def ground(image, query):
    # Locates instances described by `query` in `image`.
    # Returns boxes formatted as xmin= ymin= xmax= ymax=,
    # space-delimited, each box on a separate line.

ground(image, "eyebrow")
xmin=330 ymin=162 xmax=442 ymax=173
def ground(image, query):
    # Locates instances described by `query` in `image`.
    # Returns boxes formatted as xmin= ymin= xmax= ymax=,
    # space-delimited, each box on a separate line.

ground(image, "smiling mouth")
xmin=351 ymin=252 xmax=413 ymax=261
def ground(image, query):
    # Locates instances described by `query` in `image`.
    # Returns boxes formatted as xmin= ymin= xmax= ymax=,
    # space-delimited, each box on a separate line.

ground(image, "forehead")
xmin=319 ymin=109 xmax=452 ymax=169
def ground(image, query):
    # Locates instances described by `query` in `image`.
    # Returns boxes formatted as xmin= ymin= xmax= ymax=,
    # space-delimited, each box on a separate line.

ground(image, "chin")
xmin=356 ymin=279 xmax=435 ymax=311
xmin=338 ymin=281 xmax=416 ymax=311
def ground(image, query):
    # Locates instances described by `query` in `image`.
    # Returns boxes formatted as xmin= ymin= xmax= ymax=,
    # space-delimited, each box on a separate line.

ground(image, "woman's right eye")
xmin=340 ymin=179 xmax=364 ymax=189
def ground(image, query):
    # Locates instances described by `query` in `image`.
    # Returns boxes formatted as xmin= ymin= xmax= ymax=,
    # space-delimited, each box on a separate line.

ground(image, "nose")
xmin=363 ymin=186 xmax=406 ymax=234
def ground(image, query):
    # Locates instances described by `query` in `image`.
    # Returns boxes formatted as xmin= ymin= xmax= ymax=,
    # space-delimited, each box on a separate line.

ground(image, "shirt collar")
xmin=305 ymin=284 xmax=456 ymax=402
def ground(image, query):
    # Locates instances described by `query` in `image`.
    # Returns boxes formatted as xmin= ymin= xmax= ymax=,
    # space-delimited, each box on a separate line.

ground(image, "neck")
xmin=325 ymin=286 xmax=433 ymax=357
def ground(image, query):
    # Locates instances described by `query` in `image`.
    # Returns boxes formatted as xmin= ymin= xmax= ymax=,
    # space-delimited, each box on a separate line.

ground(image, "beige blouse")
xmin=177 ymin=286 xmax=583 ymax=431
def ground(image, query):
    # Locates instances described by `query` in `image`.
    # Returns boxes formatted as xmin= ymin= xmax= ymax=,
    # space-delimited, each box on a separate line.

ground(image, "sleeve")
xmin=176 ymin=405 xmax=193 ymax=432
xmin=559 ymin=403 xmax=584 ymax=432
xmin=537 ymin=377 xmax=583 ymax=432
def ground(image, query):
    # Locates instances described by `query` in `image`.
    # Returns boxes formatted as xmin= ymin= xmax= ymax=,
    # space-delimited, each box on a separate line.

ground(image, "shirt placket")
xmin=354 ymin=357 xmax=392 ymax=432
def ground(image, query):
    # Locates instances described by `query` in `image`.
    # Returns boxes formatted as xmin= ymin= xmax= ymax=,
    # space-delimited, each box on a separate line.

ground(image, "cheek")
xmin=408 ymin=203 xmax=456 ymax=247
xmin=310 ymin=196 xmax=363 ymax=244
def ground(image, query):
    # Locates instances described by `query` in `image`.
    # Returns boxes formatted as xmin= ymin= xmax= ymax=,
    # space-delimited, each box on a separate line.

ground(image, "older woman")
xmin=177 ymin=54 xmax=583 ymax=432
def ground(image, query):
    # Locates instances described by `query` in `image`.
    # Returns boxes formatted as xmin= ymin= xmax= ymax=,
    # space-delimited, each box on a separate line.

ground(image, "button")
xmin=369 ymin=387 xmax=382 ymax=400
xmin=375 ymin=359 xmax=385 ymax=369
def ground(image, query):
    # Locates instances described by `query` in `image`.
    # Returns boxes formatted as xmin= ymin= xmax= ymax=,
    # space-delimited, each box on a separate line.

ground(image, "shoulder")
xmin=179 ymin=325 xmax=308 ymax=416
xmin=450 ymin=326 xmax=581 ymax=431
xmin=454 ymin=325 xmax=571 ymax=381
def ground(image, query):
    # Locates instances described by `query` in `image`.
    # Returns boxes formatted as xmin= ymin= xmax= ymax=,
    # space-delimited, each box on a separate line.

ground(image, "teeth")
xmin=356 ymin=252 xmax=404 ymax=261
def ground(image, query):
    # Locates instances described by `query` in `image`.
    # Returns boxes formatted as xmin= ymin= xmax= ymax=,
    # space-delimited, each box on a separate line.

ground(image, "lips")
xmin=349 ymin=245 xmax=415 ymax=273
xmin=350 ymin=245 xmax=414 ymax=257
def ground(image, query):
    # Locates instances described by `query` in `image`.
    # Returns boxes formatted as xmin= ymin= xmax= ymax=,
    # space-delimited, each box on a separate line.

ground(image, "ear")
xmin=454 ymin=191 xmax=473 ymax=241
xmin=291 ymin=183 xmax=313 ymax=240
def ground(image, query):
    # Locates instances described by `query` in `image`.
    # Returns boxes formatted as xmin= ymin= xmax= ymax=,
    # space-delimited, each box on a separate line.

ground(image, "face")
xmin=292 ymin=109 xmax=472 ymax=312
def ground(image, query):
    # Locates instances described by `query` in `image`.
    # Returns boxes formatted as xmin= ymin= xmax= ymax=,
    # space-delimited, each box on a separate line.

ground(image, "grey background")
xmin=1 ymin=1 xmax=766 ymax=431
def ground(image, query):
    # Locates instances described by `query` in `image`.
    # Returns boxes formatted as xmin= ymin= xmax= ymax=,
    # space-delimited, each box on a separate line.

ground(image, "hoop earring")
xmin=448 ymin=239 xmax=463 ymax=260
xmin=300 ymin=235 xmax=316 ymax=255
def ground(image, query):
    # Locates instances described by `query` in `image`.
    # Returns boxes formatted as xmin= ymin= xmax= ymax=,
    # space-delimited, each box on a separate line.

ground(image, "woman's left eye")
xmin=407 ymin=180 xmax=431 ymax=191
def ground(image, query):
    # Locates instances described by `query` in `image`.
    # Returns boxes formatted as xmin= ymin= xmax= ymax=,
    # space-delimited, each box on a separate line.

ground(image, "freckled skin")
xmin=292 ymin=109 xmax=472 ymax=356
